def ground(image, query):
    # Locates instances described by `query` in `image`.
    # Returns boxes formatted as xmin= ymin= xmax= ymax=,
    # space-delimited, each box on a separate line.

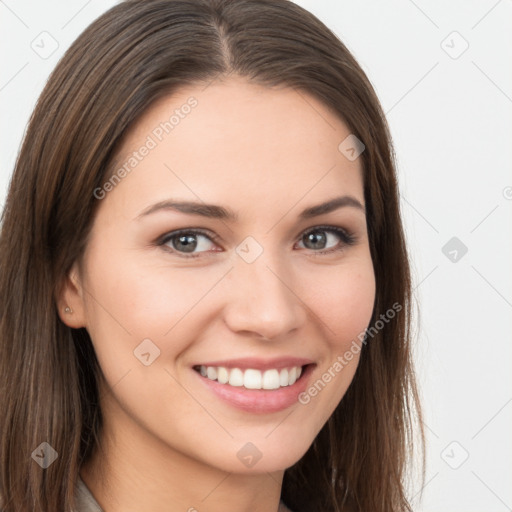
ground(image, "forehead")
xmin=102 ymin=77 xmax=364 ymax=218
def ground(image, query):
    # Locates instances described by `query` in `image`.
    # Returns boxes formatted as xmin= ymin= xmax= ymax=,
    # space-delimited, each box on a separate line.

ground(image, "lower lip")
xmin=193 ymin=364 xmax=315 ymax=414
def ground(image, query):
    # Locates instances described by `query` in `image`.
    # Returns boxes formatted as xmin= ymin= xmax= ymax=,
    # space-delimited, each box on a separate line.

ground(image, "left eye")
xmin=297 ymin=226 xmax=353 ymax=252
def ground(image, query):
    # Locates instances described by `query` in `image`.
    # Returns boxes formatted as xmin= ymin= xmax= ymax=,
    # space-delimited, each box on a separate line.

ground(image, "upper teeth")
xmin=198 ymin=365 xmax=303 ymax=390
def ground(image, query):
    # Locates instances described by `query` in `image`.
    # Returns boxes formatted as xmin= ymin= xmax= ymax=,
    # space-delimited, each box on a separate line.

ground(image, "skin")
xmin=58 ymin=76 xmax=376 ymax=512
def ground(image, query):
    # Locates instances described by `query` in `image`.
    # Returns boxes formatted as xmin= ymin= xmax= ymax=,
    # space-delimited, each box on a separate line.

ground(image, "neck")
xmin=80 ymin=396 xmax=286 ymax=512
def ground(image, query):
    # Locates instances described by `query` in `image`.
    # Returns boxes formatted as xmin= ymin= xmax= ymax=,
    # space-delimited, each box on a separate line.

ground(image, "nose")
xmin=221 ymin=250 xmax=306 ymax=340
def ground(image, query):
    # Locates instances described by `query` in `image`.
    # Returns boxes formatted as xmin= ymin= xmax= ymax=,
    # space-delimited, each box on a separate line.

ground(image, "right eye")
xmin=159 ymin=229 xmax=222 ymax=258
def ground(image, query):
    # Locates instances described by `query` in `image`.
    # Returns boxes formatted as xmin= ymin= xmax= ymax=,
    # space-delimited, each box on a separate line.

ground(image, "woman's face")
xmin=62 ymin=77 xmax=375 ymax=474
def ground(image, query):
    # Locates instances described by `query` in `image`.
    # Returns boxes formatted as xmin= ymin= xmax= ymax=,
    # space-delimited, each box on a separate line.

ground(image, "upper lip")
xmin=193 ymin=357 xmax=315 ymax=371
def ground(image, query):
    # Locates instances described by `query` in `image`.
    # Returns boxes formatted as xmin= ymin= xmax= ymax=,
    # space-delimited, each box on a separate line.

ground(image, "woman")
xmin=0 ymin=1 xmax=424 ymax=511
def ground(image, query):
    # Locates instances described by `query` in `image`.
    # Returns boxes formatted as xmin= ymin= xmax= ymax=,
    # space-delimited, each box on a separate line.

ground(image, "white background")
xmin=1 ymin=1 xmax=511 ymax=510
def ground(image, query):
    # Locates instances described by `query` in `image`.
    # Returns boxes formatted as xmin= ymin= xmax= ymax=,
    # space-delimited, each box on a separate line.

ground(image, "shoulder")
xmin=0 ymin=477 xmax=103 ymax=512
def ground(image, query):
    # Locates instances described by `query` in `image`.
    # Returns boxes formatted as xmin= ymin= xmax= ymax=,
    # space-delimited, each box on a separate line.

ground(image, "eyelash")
xmin=157 ymin=225 xmax=357 ymax=259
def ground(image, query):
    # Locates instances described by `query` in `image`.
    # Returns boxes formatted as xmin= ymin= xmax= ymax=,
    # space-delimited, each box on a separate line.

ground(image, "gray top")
xmin=73 ymin=477 xmax=103 ymax=512
xmin=74 ymin=475 xmax=293 ymax=512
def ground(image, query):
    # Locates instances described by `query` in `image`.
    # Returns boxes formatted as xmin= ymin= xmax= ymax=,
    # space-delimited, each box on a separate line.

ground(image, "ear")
xmin=56 ymin=263 xmax=87 ymax=329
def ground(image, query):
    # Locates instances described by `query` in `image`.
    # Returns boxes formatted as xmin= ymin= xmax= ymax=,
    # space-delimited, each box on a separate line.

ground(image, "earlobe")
xmin=56 ymin=264 xmax=87 ymax=329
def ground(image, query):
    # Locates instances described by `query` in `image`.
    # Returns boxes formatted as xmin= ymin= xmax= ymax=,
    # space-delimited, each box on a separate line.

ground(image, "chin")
xmin=200 ymin=435 xmax=314 ymax=475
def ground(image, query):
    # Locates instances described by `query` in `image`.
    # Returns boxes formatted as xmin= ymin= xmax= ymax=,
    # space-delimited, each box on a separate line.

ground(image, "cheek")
xmin=309 ymin=258 xmax=376 ymax=348
xmin=295 ymin=258 xmax=374 ymax=433
xmin=81 ymin=249 xmax=226 ymax=365
xmin=83 ymin=236 xmax=187 ymax=327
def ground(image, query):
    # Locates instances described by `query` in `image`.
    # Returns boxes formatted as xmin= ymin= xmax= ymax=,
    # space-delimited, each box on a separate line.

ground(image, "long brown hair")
xmin=0 ymin=1 xmax=424 ymax=510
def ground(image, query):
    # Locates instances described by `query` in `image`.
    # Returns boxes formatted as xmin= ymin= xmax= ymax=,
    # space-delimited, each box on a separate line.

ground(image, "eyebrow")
xmin=135 ymin=195 xmax=365 ymax=222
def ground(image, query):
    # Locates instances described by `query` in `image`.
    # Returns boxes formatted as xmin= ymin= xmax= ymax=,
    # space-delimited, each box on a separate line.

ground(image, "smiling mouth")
xmin=192 ymin=364 xmax=309 ymax=390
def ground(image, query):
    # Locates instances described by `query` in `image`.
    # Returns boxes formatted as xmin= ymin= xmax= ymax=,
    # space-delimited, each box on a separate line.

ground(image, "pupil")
xmin=175 ymin=234 xmax=197 ymax=253
xmin=306 ymin=231 xmax=326 ymax=249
